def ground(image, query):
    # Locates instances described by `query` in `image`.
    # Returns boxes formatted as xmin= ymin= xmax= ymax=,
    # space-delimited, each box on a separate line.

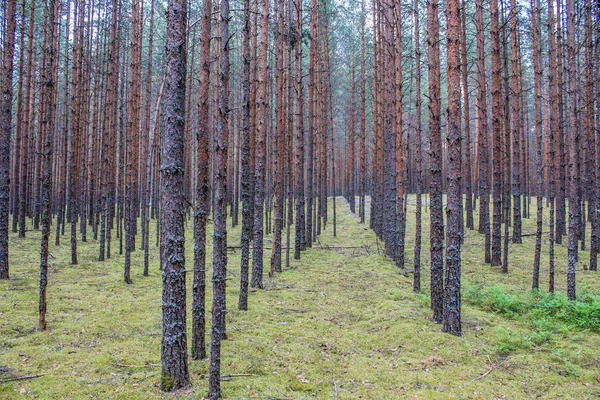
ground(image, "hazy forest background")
xmin=1 ymin=0 xmax=600 ymax=397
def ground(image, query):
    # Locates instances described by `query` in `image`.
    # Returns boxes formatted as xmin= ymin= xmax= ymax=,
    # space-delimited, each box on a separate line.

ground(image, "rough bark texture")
xmin=566 ymin=0 xmax=579 ymax=301
xmin=394 ymin=4 xmax=405 ymax=269
xmin=0 ymin=0 xmax=17 ymax=280
xmin=209 ymin=0 xmax=230 ymax=394
xmin=160 ymin=0 xmax=190 ymax=391
xmin=510 ymin=0 xmax=522 ymax=244
xmin=443 ymin=0 xmax=462 ymax=336
xmin=413 ymin=0 xmax=422 ymax=292
xmin=427 ymin=0 xmax=444 ymax=324
xmin=382 ymin=0 xmax=397 ymax=260
xmin=251 ymin=0 xmax=270 ymax=289
xmin=531 ymin=0 xmax=543 ymax=290
xmin=547 ymin=0 xmax=558 ymax=293
xmin=475 ymin=0 xmax=491 ymax=264
xmin=270 ymin=0 xmax=285 ymax=275
xmin=192 ymin=0 xmax=212 ymax=359
xmin=460 ymin=0 xmax=474 ymax=231
xmin=239 ymin=0 xmax=252 ymax=309
xmin=125 ymin=0 xmax=142 ymax=285
xmin=359 ymin=0 xmax=366 ymax=224
xmin=293 ymin=0 xmax=305 ymax=260
xmin=38 ymin=0 xmax=58 ymax=331
xmin=490 ymin=0 xmax=503 ymax=267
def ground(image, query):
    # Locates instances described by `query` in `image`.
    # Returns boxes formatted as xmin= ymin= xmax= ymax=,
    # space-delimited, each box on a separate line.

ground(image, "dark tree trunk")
xmin=160 ymin=0 xmax=190 ymax=391
xmin=490 ymin=0 xmax=503 ymax=267
xmin=0 ymin=0 xmax=17 ymax=280
xmin=293 ymin=0 xmax=305 ymax=259
xmin=270 ymin=0 xmax=286 ymax=275
xmin=192 ymin=0 xmax=211 ymax=359
xmin=239 ymin=0 xmax=252 ymax=309
xmin=427 ymin=0 xmax=444 ymax=324
xmin=359 ymin=0 xmax=366 ymax=224
xmin=209 ymin=0 xmax=230 ymax=394
xmin=413 ymin=0 xmax=422 ymax=292
xmin=461 ymin=0 xmax=474 ymax=231
xmin=566 ymin=0 xmax=579 ymax=301
xmin=125 ymin=0 xmax=142 ymax=285
xmin=475 ymin=0 xmax=491 ymax=263
xmin=251 ymin=0 xmax=270 ymax=289
xmin=547 ymin=0 xmax=558 ymax=293
xmin=531 ymin=0 xmax=543 ymax=290
xmin=443 ymin=0 xmax=462 ymax=336
xmin=510 ymin=0 xmax=522 ymax=244
xmin=394 ymin=3 xmax=405 ymax=269
xmin=38 ymin=0 xmax=58 ymax=331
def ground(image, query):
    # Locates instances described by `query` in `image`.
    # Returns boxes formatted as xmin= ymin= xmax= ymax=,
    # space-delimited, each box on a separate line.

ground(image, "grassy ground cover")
xmin=1 ymin=196 xmax=599 ymax=399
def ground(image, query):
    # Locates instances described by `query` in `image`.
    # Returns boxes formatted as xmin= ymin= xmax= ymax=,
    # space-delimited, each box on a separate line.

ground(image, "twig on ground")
xmin=0 ymin=374 xmax=45 ymax=383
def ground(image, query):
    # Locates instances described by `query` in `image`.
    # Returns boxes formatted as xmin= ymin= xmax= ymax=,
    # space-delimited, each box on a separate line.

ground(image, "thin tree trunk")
xmin=427 ymin=0 xmax=444 ymax=323
xmin=0 ymin=0 xmax=17 ymax=280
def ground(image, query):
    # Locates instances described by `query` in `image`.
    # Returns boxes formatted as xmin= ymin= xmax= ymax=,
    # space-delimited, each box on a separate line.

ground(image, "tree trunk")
xmin=251 ymin=0 xmax=270 ymax=289
xmin=0 ymin=0 xmax=17 ymax=280
xmin=160 ymin=0 xmax=190 ymax=391
xmin=427 ymin=0 xmax=444 ymax=323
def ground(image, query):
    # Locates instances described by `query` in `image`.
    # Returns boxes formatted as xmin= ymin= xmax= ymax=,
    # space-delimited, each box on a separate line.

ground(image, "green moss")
xmin=0 ymin=197 xmax=599 ymax=398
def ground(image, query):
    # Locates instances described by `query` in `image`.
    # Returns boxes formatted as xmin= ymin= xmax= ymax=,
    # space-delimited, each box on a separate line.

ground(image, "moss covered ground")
xmin=1 ymin=196 xmax=600 ymax=399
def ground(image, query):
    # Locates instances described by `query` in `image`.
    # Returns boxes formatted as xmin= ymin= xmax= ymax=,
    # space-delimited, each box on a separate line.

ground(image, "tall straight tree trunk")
xmin=18 ymin=0 xmax=35 ymax=240
xmin=347 ymin=62 xmax=356 ymax=213
xmin=547 ymin=0 xmax=558 ymax=292
xmin=490 ymin=0 xmax=503 ymax=267
xmin=382 ymin=0 xmax=397 ymax=259
xmin=444 ymin=0 xmax=462 ymax=336
xmin=586 ymin=0 xmax=598 ymax=271
xmin=293 ymin=0 xmax=305 ymax=259
xmin=555 ymin=0 xmax=566 ymax=243
xmin=142 ymin=0 xmax=156 ymax=276
xmin=38 ymin=0 xmax=57 ymax=331
xmin=209 ymin=0 xmax=230 ymax=394
xmin=475 ymin=0 xmax=491 ymax=263
xmin=192 ymin=0 xmax=211 ymax=358
xmin=270 ymin=0 xmax=286 ymax=275
xmin=510 ymin=0 xmax=522 ymax=244
xmin=125 ymin=0 xmax=142 ymax=284
xmin=394 ymin=3 xmax=405 ymax=269
xmin=160 ymin=0 xmax=190 ymax=391
xmin=251 ymin=0 xmax=270 ymax=289
xmin=427 ymin=0 xmax=444 ymax=323
xmin=359 ymin=0 xmax=366 ymax=224
xmin=306 ymin=0 xmax=317 ymax=248
xmin=69 ymin=0 xmax=84 ymax=266
xmin=11 ymin=0 xmax=26 ymax=236
xmin=239 ymin=0 xmax=252 ymax=309
xmin=413 ymin=0 xmax=423 ymax=292
xmin=0 ymin=0 xmax=17 ymax=280
xmin=461 ymin=0 xmax=474 ymax=231
xmin=531 ymin=0 xmax=544 ymax=290
xmin=566 ymin=0 xmax=579 ymax=300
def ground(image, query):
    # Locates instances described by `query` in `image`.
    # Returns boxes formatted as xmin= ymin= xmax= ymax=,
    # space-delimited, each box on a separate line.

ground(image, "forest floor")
xmin=1 ymin=196 xmax=600 ymax=399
